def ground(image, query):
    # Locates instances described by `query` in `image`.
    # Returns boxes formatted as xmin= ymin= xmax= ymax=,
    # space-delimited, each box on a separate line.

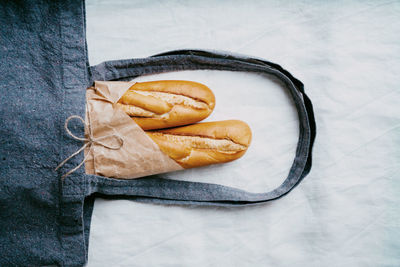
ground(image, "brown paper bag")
xmin=84 ymin=81 xmax=183 ymax=179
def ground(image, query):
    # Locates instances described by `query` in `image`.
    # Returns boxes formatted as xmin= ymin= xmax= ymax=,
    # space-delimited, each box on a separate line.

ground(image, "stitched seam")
xmin=57 ymin=1 xmax=66 ymax=265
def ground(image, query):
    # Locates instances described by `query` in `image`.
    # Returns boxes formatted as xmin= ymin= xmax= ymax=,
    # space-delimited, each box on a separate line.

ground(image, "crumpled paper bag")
xmin=84 ymin=81 xmax=183 ymax=179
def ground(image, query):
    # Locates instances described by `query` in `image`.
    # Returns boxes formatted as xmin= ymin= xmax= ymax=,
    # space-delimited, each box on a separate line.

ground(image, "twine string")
xmin=55 ymin=115 xmax=124 ymax=179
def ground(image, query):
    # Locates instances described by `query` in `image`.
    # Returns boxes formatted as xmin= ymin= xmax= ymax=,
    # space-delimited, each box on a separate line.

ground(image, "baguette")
xmin=145 ymin=120 xmax=252 ymax=168
xmin=117 ymin=80 xmax=215 ymax=130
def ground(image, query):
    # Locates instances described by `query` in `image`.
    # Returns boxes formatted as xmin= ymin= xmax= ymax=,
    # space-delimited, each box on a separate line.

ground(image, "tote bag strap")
xmin=87 ymin=49 xmax=316 ymax=206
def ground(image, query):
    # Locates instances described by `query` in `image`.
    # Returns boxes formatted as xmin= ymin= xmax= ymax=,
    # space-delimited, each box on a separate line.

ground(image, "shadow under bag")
xmin=0 ymin=1 xmax=316 ymax=266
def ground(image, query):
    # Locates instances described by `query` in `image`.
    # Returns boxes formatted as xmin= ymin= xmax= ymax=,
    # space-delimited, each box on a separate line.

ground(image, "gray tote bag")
xmin=0 ymin=1 xmax=315 ymax=266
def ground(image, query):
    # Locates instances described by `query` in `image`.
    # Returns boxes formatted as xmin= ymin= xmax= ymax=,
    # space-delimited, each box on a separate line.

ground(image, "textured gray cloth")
xmin=0 ymin=1 xmax=315 ymax=266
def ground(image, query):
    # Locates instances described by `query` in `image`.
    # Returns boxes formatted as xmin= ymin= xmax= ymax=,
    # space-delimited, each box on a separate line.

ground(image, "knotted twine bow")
xmin=55 ymin=115 xmax=124 ymax=179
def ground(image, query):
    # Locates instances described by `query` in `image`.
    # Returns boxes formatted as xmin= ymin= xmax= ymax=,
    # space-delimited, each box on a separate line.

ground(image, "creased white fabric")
xmin=86 ymin=1 xmax=400 ymax=266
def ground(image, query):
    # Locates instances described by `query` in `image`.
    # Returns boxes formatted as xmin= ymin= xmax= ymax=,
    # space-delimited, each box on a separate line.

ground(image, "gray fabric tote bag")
xmin=0 ymin=1 xmax=315 ymax=266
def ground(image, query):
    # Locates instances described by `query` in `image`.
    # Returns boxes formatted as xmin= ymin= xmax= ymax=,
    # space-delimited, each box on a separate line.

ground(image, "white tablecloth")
xmin=86 ymin=1 xmax=400 ymax=266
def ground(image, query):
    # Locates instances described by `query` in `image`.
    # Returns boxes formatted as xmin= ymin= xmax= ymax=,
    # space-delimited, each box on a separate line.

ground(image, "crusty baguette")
xmin=145 ymin=120 xmax=252 ymax=168
xmin=117 ymin=80 xmax=215 ymax=130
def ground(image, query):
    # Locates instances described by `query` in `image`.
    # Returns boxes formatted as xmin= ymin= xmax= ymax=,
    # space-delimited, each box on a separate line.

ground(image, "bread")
xmin=145 ymin=120 xmax=252 ymax=168
xmin=116 ymin=80 xmax=215 ymax=130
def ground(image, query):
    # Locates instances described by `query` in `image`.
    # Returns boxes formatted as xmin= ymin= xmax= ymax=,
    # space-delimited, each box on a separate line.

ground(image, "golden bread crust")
xmin=146 ymin=120 xmax=252 ymax=168
xmin=117 ymin=80 xmax=215 ymax=130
